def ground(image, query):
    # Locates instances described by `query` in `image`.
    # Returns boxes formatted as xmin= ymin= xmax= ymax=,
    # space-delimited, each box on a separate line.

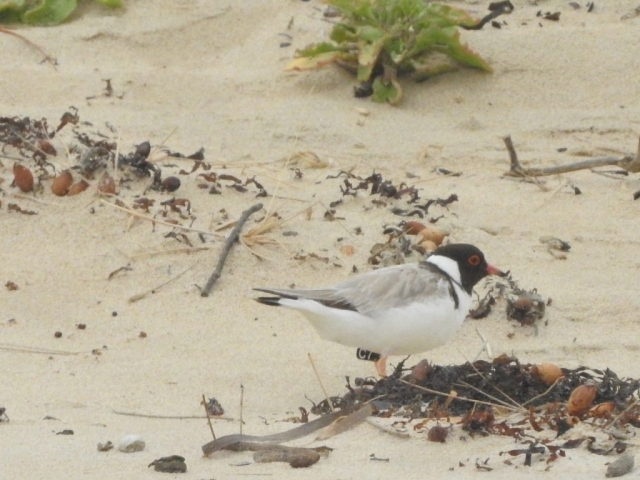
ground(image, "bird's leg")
xmin=375 ymin=356 xmax=388 ymax=377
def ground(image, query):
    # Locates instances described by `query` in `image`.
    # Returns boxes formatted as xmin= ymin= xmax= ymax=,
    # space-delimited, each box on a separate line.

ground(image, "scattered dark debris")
xmin=86 ymin=79 xmax=124 ymax=101
xmin=0 ymin=407 xmax=8 ymax=422
xmin=294 ymin=252 xmax=330 ymax=264
xmin=434 ymin=167 xmax=462 ymax=177
xmin=194 ymin=172 xmax=268 ymax=197
xmin=5 ymin=281 xmax=19 ymax=291
xmin=149 ymin=455 xmax=187 ymax=473
xmin=7 ymin=203 xmax=37 ymax=215
xmin=321 ymin=355 xmax=640 ymax=419
xmin=169 ymin=147 xmax=205 ymax=161
xmin=506 ymin=290 xmax=546 ymax=326
xmin=56 ymin=429 xmax=74 ymax=435
xmin=537 ymin=11 xmax=561 ymax=21
xmin=76 ymin=323 xmax=86 ymax=330
xmin=107 ymin=264 xmax=133 ymax=280
xmin=54 ymin=331 xmax=62 ymax=338
xmin=500 ymin=442 xmax=549 ymax=467
xmin=587 ymin=2 xmax=595 ymax=13
xmin=369 ymin=453 xmax=390 ymax=461
xmin=469 ymin=291 xmax=495 ymax=319
xmin=633 ymin=190 xmax=640 ymax=201
xmin=202 ymin=397 xmax=225 ymax=416
xmin=475 ymin=458 xmax=492 ymax=471
xmin=328 ymin=171 xmax=419 ymax=201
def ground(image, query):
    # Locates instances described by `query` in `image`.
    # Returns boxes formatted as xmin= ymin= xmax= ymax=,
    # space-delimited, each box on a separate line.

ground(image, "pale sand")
xmin=1 ymin=1 xmax=640 ymax=478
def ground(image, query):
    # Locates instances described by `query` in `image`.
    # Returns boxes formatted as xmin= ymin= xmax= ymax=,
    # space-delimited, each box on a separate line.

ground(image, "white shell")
xmin=118 ymin=434 xmax=146 ymax=453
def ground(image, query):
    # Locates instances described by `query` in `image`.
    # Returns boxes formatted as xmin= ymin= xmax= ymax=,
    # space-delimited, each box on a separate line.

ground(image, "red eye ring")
xmin=468 ymin=255 xmax=481 ymax=266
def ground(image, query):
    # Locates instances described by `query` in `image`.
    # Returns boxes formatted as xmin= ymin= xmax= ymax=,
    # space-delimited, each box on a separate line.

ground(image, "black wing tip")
xmin=254 ymin=296 xmax=282 ymax=307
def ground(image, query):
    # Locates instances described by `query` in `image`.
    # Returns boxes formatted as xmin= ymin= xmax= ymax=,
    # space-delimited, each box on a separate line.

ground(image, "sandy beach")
xmin=2 ymin=0 xmax=640 ymax=478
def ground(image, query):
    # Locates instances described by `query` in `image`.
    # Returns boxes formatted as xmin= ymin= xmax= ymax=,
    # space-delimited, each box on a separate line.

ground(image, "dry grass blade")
xmin=101 ymin=199 xmax=224 ymax=238
xmin=397 ymin=378 xmax=519 ymax=412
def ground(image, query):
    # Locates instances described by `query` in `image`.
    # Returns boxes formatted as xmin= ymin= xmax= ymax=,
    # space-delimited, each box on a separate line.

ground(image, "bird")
xmin=254 ymin=243 xmax=505 ymax=377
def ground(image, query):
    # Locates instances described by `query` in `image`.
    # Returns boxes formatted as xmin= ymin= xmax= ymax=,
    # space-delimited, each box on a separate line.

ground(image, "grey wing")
xmin=334 ymin=263 xmax=449 ymax=316
xmin=252 ymin=287 xmax=357 ymax=310
xmin=254 ymin=262 xmax=448 ymax=315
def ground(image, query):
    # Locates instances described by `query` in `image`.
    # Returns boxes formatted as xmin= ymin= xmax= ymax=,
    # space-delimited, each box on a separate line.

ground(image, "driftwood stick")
xmin=201 ymin=203 xmax=263 ymax=297
xmin=503 ymin=135 xmax=640 ymax=177
xmin=0 ymin=26 xmax=56 ymax=65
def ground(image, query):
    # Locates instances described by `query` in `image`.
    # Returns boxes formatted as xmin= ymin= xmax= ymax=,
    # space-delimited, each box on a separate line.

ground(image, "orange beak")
xmin=486 ymin=264 xmax=506 ymax=277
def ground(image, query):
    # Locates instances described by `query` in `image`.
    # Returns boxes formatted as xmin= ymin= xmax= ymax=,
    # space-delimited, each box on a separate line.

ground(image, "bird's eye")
xmin=468 ymin=255 xmax=481 ymax=266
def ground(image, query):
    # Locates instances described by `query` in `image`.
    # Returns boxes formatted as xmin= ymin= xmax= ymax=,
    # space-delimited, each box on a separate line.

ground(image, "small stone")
xmin=97 ymin=441 xmax=114 ymax=452
xmin=118 ymin=435 xmax=146 ymax=453
xmin=606 ymin=453 xmax=634 ymax=477
xmin=54 ymin=331 xmax=62 ymax=338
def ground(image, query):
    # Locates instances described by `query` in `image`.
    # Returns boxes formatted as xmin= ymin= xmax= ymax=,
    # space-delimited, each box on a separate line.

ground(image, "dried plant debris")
xmin=0 ymin=111 xmax=75 ymax=164
xmin=202 ymin=397 xmax=225 ymax=416
xmin=195 ymin=172 xmax=268 ymax=197
xmin=148 ymin=455 xmax=187 ymax=473
xmin=319 ymin=356 xmax=640 ymax=419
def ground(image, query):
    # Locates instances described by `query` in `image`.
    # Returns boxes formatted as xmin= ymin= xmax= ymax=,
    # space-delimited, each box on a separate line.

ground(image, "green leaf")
xmin=22 ymin=0 xmax=77 ymax=25
xmin=286 ymin=51 xmax=343 ymax=71
xmin=94 ymin=0 xmax=122 ymax=7
xmin=0 ymin=0 xmax=23 ymax=22
xmin=371 ymin=76 xmax=402 ymax=104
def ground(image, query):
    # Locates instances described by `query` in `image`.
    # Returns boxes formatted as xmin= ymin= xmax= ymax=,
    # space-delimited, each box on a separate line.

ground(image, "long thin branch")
xmin=201 ymin=203 xmax=263 ymax=297
xmin=0 ymin=26 xmax=56 ymax=65
xmin=503 ymin=135 xmax=640 ymax=177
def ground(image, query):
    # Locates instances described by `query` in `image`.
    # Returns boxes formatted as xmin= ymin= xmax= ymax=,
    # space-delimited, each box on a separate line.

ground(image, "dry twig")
xmin=503 ymin=135 xmax=640 ymax=177
xmin=201 ymin=203 xmax=263 ymax=296
xmin=0 ymin=26 xmax=56 ymax=65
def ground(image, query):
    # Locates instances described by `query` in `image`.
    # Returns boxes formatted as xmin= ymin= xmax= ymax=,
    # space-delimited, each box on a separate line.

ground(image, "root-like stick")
xmin=521 ymin=377 xmax=562 ymax=407
xmin=308 ymin=353 xmax=335 ymax=412
xmin=604 ymin=398 xmax=639 ymax=429
xmin=202 ymin=394 xmax=217 ymax=440
xmin=201 ymin=203 xmax=263 ymax=296
xmin=0 ymin=26 xmax=56 ymax=65
xmin=128 ymin=260 xmax=198 ymax=303
xmin=503 ymin=135 xmax=640 ymax=177
xmin=113 ymin=410 xmax=234 ymax=421
xmin=0 ymin=343 xmax=80 ymax=356
xmin=397 ymin=378 xmax=519 ymax=412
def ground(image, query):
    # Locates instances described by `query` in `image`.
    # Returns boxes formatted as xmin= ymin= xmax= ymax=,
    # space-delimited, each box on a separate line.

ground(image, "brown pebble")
xmin=51 ymin=170 xmax=73 ymax=196
xmin=54 ymin=331 xmax=62 ymax=338
xmin=427 ymin=425 xmax=449 ymax=443
xmin=139 ymin=331 xmax=147 ymax=338
xmin=567 ymin=382 xmax=597 ymax=416
xmin=161 ymin=176 xmax=181 ymax=192
xmin=97 ymin=172 xmax=116 ymax=195
xmin=402 ymin=221 xmax=427 ymax=235
xmin=13 ymin=164 xmax=34 ymax=192
xmin=530 ymin=363 xmax=564 ymax=385
xmin=590 ymin=401 xmax=615 ymax=418
xmin=76 ymin=323 xmax=86 ymax=330
xmin=67 ymin=179 xmax=89 ymax=196
xmin=409 ymin=359 xmax=431 ymax=382
xmin=417 ymin=226 xmax=445 ymax=246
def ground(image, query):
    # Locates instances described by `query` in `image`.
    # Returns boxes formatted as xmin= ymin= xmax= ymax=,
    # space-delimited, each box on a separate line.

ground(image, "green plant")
xmin=286 ymin=0 xmax=494 ymax=104
xmin=0 ymin=0 xmax=121 ymax=26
